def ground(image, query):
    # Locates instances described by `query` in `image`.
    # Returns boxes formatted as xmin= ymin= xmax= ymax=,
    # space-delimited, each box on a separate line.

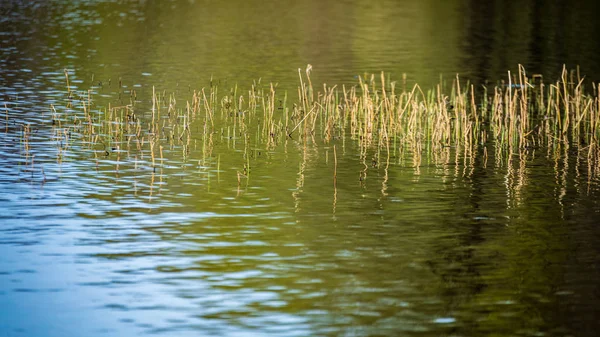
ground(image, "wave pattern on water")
xmin=2 ymin=1 xmax=600 ymax=337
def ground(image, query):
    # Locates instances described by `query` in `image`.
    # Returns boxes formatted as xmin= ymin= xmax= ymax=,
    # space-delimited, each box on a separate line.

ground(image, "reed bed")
xmin=11 ymin=65 xmax=599 ymax=188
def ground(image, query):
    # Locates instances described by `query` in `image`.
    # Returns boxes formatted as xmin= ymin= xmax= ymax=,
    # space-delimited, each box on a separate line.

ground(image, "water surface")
xmin=1 ymin=1 xmax=600 ymax=336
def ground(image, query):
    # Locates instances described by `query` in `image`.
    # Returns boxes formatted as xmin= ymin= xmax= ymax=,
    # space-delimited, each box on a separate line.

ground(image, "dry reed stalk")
xmin=306 ymin=64 xmax=314 ymax=103
xmin=201 ymin=88 xmax=214 ymax=127
xmin=64 ymin=69 xmax=71 ymax=95
xmin=45 ymin=63 xmax=600 ymax=186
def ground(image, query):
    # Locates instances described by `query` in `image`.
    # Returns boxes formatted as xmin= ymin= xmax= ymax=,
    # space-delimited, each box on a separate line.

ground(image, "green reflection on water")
xmin=2 ymin=1 xmax=600 ymax=336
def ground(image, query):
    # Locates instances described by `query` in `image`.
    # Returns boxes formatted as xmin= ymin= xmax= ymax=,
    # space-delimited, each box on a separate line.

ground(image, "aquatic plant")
xmin=6 ymin=65 xmax=600 ymax=194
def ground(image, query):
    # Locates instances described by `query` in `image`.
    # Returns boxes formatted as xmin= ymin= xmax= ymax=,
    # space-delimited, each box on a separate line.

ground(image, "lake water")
xmin=1 ymin=1 xmax=600 ymax=336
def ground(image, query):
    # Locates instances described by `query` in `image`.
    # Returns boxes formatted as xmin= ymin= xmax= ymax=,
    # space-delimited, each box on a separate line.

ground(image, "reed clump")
xmin=38 ymin=65 xmax=600 ymax=188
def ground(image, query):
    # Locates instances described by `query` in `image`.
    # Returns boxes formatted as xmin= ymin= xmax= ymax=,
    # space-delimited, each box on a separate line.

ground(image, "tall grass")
xmin=35 ymin=65 xmax=600 ymax=188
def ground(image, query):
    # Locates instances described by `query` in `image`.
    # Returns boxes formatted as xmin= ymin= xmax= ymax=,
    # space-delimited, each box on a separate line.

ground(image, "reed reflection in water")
xmin=1 ymin=66 xmax=600 ymax=336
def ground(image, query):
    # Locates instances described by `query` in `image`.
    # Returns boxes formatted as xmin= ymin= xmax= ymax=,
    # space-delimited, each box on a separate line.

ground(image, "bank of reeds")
xmin=44 ymin=65 xmax=600 ymax=182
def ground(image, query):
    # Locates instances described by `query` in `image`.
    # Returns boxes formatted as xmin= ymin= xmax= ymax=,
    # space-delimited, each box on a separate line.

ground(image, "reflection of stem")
xmin=381 ymin=150 xmax=389 ymax=198
xmin=149 ymin=172 xmax=155 ymax=203
xmin=150 ymin=139 xmax=156 ymax=171
xmin=333 ymin=184 xmax=337 ymax=218
xmin=483 ymin=146 xmax=488 ymax=168
xmin=237 ymin=170 xmax=248 ymax=193
xmin=236 ymin=170 xmax=247 ymax=197
xmin=292 ymin=146 xmax=307 ymax=213
xmin=116 ymin=151 xmax=120 ymax=177
xmin=151 ymin=86 xmax=156 ymax=123
xmin=333 ymin=145 xmax=337 ymax=187
xmin=159 ymin=145 xmax=164 ymax=169
xmin=159 ymin=167 xmax=163 ymax=194
xmin=333 ymin=145 xmax=337 ymax=216
xmin=360 ymin=156 xmax=368 ymax=186
xmin=505 ymin=145 xmax=515 ymax=208
xmin=557 ymin=141 xmax=569 ymax=217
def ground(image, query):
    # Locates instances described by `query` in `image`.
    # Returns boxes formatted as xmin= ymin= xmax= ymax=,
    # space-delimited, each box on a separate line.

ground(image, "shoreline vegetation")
xmin=8 ymin=65 xmax=600 ymax=190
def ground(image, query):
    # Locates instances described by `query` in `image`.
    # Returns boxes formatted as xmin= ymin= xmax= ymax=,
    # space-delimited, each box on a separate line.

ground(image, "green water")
xmin=1 ymin=1 xmax=600 ymax=336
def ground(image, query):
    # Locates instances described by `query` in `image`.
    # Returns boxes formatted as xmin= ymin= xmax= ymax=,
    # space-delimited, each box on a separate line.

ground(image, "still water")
xmin=1 ymin=1 xmax=600 ymax=336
